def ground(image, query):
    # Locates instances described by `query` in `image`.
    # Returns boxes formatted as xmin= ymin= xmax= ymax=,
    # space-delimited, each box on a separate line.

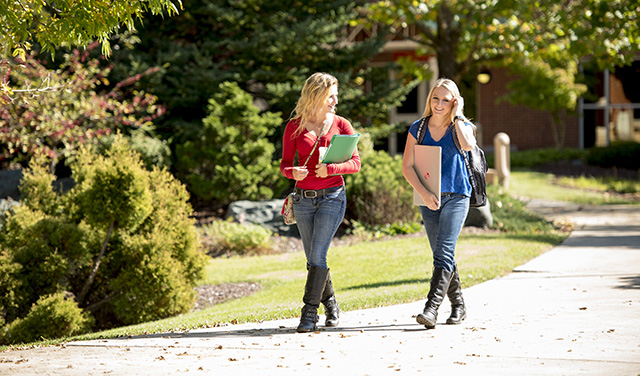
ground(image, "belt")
xmin=441 ymin=192 xmax=455 ymax=197
xmin=295 ymin=185 xmax=344 ymax=198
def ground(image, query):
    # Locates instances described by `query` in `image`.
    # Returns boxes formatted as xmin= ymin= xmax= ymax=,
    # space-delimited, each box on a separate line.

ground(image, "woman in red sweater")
xmin=280 ymin=72 xmax=360 ymax=333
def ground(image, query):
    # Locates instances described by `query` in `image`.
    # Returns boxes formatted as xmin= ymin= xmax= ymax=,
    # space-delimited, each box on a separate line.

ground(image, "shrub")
xmin=1 ymin=293 xmax=93 ymax=345
xmin=0 ymin=45 xmax=166 ymax=170
xmin=586 ymin=141 xmax=640 ymax=170
xmin=345 ymin=150 xmax=419 ymax=226
xmin=176 ymin=82 xmax=288 ymax=203
xmin=0 ymin=136 xmax=206 ymax=342
xmin=498 ymin=147 xmax=587 ymax=169
xmin=201 ymin=219 xmax=273 ymax=256
xmin=347 ymin=220 xmax=423 ymax=241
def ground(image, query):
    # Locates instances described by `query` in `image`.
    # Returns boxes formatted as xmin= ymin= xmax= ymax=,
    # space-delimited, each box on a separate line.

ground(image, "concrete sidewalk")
xmin=1 ymin=201 xmax=639 ymax=375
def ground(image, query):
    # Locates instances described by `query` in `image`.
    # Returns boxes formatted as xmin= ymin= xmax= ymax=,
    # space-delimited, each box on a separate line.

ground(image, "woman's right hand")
xmin=420 ymin=191 xmax=440 ymax=210
xmin=292 ymin=166 xmax=309 ymax=181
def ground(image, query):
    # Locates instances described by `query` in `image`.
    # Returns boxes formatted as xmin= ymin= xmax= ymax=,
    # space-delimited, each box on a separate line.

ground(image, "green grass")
xmin=509 ymin=170 xmax=640 ymax=205
xmin=21 ymin=227 xmax=564 ymax=348
xmin=14 ymin=167 xmax=626 ymax=350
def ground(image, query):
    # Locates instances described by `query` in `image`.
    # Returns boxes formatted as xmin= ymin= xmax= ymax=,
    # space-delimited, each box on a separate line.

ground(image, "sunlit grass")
xmin=39 ymin=225 xmax=565 ymax=347
xmin=509 ymin=170 xmax=640 ymax=205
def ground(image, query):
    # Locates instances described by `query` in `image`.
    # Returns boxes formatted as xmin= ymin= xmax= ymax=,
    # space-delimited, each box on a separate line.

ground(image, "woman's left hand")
xmin=452 ymin=96 xmax=465 ymax=119
xmin=315 ymin=163 xmax=328 ymax=178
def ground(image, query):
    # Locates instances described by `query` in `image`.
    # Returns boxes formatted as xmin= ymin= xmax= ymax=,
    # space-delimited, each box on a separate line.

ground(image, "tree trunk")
xmin=435 ymin=3 xmax=462 ymax=82
xmin=77 ymin=221 xmax=115 ymax=305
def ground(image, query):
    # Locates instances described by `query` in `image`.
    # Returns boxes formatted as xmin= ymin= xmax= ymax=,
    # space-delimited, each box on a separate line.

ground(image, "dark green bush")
xmin=176 ymin=82 xmax=288 ymax=203
xmin=1 ymin=293 xmax=93 ymax=345
xmin=345 ymin=150 xmax=419 ymax=226
xmin=586 ymin=141 xmax=640 ymax=170
xmin=496 ymin=147 xmax=588 ymax=169
xmin=0 ymin=136 xmax=206 ymax=343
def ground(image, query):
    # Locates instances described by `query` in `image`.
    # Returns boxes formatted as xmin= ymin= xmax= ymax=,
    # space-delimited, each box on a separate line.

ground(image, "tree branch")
xmin=84 ymin=291 xmax=118 ymax=313
xmin=77 ymin=221 xmax=115 ymax=305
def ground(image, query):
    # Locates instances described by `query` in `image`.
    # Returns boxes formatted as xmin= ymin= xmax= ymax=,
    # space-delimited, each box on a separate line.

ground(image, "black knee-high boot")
xmin=321 ymin=271 xmax=339 ymax=327
xmin=446 ymin=265 xmax=467 ymax=324
xmin=416 ymin=267 xmax=453 ymax=329
xmin=297 ymin=265 xmax=329 ymax=333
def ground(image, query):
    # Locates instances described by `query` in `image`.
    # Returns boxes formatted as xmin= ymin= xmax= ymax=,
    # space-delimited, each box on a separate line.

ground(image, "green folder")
xmin=320 ymin=133 xmax=361 ymax=163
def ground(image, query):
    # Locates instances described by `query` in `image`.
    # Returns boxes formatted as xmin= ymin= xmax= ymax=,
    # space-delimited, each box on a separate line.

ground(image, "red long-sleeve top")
xmin=280 ymin=115 xmax=361 ymax=190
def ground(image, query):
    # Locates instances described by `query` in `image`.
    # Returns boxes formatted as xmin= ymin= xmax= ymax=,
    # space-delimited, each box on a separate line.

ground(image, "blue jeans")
xmin=293 ymin=186 xmax=346 ymax=269
xmin=419 ymin=194 xmax=470 ymax=272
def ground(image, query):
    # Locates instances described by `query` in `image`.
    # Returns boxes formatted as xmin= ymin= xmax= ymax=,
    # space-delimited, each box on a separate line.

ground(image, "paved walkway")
xmin=1 ymin=201 xmax=639 ymax=375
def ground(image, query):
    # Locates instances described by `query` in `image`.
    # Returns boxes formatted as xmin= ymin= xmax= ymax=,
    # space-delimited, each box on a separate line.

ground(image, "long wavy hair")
xmin=290 ymin=72 xmax=339 ymax=136
xmin=422 ymin=78 xmax=464 ymax=120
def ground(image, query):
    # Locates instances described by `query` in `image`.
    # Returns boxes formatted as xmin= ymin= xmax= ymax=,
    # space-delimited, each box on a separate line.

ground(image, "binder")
xmin=412 ymin=145 xmax=441 ymax=206
xmin=320 ymin=133 xmax=361 ymax=163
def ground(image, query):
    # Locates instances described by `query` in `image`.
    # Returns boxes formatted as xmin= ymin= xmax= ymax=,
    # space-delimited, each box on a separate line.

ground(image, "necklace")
xmin=306 ymin=116 xmax=331 ymax=135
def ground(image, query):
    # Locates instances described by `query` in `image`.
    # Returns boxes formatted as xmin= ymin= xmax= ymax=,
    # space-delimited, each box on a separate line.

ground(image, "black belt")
xmin=441 ymin=192 xmax=455 ymax=197
xmin=295 ymin=185 xmax=344 ymax=198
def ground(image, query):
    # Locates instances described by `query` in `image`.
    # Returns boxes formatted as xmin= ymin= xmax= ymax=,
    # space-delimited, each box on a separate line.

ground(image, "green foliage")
xmin=487 ymin=185 xmax=557 ymax=233
xmin=176 ymin=82 xmax=287 ymax=202
xmin=491 ymin=143 xmax=640 ymax=172
xmin=361 ymin=0 xmax=640 ymax=83
xmin=200 ymin=219 xmax=274 ymax=256
xmin=0 ymin=136 xmax=206 ymax=343
xmin=97 ymin=130 xmax=172 ymax=170
xmin=0 ymin=248 xmax=22 ymax=326
xmin=501 ymin=57 xmax=587 ymax=149
xmin=18 ymin=156 xmax=60 ymax=215
xmin=73 ymin=141 xmax=153 ymax=231
xmin=345 ymin=150 xmax=419 ymax=226
xmin=555 ymin=175 xmax=640 ymax=195
xmin=495 ymin=147 xmax=588 ymax=169
xmin=0 ymin=46 xmax=168 ymax=170
xmin=586 ymin=141 xmax=640 ymax=170
xmin=109 ymin=0 xmax=412 ymax=146
xmin=1 ymin=293 xmax=93 ymax=345
xmin=347 ymin=220 xmax=423 ymax=241
xmin=0 ymin=0 xmax=181 ymax=58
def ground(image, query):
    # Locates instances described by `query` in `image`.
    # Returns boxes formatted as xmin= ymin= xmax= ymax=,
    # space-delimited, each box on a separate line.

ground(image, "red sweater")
xmin=280 ymin=115 xmax=361 ymax=190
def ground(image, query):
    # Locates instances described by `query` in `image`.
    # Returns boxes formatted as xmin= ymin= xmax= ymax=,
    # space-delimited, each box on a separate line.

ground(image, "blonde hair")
xmin=290 ymin=72 xmax=339 ymax=136
xmin=422 ymin=78 xmax=464 ymax=119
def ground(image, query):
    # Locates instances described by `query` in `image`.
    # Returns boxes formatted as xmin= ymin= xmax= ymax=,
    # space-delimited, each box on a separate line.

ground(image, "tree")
xmin=361 ymin=0 xmax=640 ymax=148
xmin=109 ymin=0 xmax=414 ymax=148
xmin=176 ymin=82 xmax=288 ymax=203
xmin=500 ymin=56 xmax=587 ymax=150
xmin=362 ymin=0 xmax=639 ymax=83
xmin=0 ymin=44 xmax=169 ymax=170
xmin=0 ymin=0 xmax=183 ymax=59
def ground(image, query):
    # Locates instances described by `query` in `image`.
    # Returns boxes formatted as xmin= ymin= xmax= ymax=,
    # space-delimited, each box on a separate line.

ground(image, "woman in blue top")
xmin=402 ymin=78 xmax=477 ymax=329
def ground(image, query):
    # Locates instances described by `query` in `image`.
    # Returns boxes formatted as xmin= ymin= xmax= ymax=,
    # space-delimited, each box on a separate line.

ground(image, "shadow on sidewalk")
xmin=616 ymin=275 xmax=640 ymax=290
xmin=104 ymin=322 xmax=428 ymax=342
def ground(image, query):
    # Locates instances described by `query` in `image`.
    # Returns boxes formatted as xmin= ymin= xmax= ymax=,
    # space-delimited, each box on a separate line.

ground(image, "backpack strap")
xmin=415 ymin=116 xmax=430 ymax=145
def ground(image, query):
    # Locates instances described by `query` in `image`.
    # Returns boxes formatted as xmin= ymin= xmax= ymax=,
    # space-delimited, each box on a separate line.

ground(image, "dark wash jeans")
xmin=293 ymin=186 xmax=346 ymax=269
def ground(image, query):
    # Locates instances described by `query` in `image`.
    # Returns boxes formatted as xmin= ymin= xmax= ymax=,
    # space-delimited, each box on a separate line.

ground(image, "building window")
xmin=396 ymin=85 xmax=419 ymax=114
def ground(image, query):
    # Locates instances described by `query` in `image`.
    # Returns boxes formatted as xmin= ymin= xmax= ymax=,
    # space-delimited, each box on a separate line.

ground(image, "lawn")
xmin=12 ymin=167 xmax=633 ymax=348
